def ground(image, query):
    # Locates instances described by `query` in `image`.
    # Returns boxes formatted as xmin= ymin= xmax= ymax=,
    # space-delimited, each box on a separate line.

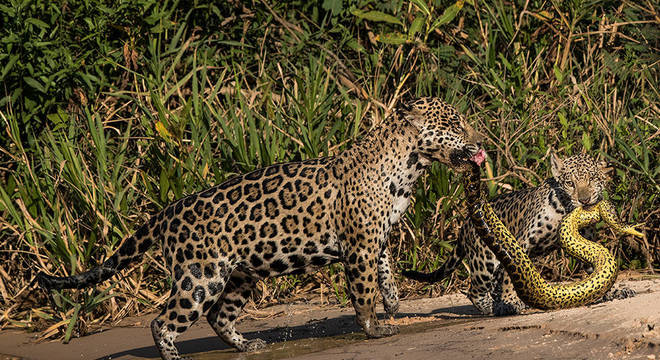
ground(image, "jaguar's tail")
xmin=36 ymin=221 xmax=155 ymax=291
xmin=402 ymin=238 xmax=465 ymax=283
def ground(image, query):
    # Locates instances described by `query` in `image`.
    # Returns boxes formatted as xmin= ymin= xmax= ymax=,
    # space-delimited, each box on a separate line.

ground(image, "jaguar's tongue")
xmin=470 ymin=149 xmax=487 ymax=166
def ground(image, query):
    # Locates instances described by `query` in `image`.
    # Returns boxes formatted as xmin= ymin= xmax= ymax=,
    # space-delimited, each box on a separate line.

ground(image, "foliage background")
xmin=0 ymin=0 xmax=658 ymax=339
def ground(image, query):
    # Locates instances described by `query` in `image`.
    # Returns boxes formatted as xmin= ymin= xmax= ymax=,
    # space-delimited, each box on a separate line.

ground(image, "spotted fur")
xmin=36 ymin=97 xmax=484 ymax=360
xmin=403 ymin=153 xmax=633 ymax=315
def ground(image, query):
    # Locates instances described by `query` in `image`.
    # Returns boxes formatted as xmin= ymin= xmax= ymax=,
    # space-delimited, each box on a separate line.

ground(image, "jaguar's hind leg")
xmin=206 ymin=270 xmax=265 ymax=352
xmin=151 ymin=265 xmax=227 ymax=360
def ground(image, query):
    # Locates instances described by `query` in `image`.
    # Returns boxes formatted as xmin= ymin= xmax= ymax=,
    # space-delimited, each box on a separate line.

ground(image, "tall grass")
xmin=0 ymin=0 xmax=657 ymax=339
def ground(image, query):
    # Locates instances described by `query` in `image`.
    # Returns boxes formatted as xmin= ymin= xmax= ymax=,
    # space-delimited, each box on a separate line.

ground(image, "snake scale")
xmin=463 ymin=162 xmax=643 ymax=310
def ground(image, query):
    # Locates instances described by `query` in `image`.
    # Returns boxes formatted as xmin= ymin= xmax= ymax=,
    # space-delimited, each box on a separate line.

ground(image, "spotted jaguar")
xmin=37 ymin=97 xmax=485 ymax=359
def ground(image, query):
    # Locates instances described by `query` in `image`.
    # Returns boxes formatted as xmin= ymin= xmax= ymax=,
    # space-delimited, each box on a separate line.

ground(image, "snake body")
xmin=464 ymin=163 xmax=643 ymax=310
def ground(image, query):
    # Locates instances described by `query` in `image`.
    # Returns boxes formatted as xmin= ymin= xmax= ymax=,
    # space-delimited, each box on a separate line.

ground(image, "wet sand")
xmin=1 ymin=278 xmax=658 ymax=360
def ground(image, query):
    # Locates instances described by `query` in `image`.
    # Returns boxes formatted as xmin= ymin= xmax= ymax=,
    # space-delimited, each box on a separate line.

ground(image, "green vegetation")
xmin=0 ymin=0 xmax=657 ymax=339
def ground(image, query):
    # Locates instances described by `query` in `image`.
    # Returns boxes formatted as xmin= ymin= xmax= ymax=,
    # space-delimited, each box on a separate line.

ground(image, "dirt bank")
xmin=1 ymin=278 xmax=658 ymax=360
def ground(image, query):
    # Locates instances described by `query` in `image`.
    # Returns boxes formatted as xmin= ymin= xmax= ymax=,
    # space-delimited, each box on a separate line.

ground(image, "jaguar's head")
xmin=401 ymin=97 xmax=486 ymax=171
xmin=550 ymin=151 xmax=612 ymax=209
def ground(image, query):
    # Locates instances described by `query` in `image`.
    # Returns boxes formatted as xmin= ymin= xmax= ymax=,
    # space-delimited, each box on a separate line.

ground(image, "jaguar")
xmin=37 ymin=97 xmax=485 ymax=360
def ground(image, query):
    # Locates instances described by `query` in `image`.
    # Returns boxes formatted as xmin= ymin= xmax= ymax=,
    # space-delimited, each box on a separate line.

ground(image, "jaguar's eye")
xmin=566 ymin=180 xmax=575 ymax=188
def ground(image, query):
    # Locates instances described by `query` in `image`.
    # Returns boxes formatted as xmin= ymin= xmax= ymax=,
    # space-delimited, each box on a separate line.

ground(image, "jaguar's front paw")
xmin=365 ymin=323 xmax=399 ymax=338
xmin=493 ymin=300 xmax=527 ymax=316
xmin=237 ymin=338 xmax=267 ymax=352
xmin=383 ymin=299 xmax=400 ymax=317
xmin=600 ymin=287 xmax=636 ymax=302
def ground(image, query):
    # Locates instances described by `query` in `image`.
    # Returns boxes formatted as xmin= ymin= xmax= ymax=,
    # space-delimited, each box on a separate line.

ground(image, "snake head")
xmin=621 ymin=223 xmax=645 ymax=238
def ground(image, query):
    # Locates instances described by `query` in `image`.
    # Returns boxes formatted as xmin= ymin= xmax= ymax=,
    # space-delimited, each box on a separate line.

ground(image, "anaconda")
xmin=463 ymin=162 xmax=643 ymax=310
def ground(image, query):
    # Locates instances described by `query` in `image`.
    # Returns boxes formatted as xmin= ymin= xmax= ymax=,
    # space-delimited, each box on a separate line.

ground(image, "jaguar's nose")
xmin=579 ymin=196 xmax=592 ymax=206
xmin=577 ymin=187 xmax=594 ymax=206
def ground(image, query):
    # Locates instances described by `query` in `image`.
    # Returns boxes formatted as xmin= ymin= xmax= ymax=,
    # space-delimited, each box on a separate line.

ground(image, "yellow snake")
xmin=464 ymin=163 xmax=644 ymax=310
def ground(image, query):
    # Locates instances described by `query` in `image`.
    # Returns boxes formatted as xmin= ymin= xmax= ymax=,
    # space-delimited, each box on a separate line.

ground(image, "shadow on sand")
xmin=100 ymin=303 xmax=481 ymax=359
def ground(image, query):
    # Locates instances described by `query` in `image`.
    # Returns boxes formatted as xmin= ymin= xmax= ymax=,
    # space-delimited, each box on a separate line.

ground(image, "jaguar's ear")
xmin=550 ymin=150 xmax=563 ymax=178
xmin=595 ymin=151 xmax=614 ymax=175
xmin=599 ymin=160 xmax=614 ymax=177
xmin=398 ymin=101 xmax=424 ymax=130
xmin=397 ymin=98 xmax=413 ymax=113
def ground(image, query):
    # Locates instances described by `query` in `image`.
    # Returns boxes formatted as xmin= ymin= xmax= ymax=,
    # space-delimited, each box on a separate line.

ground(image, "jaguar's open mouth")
xmin=581 ymin=200 xmax=600 ymax=211
xmin=450 ymin=147 xmax=487 ymax=167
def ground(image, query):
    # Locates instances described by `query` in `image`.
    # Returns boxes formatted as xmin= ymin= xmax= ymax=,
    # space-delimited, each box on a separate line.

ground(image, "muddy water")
xmin=191 ymin=318 xmax=477 ymax=360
